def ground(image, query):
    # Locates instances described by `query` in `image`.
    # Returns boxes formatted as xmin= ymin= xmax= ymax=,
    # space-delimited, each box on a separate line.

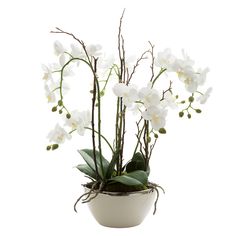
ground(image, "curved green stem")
xmin=151 ymin=68 xmax=167 ymax=88
xmin=85 ymin=127 xmax=114 ymax=153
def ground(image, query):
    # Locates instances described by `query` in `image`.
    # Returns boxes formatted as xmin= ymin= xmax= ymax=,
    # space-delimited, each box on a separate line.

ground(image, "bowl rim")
xmin=84 ymin=186 xmax=155 ymax=196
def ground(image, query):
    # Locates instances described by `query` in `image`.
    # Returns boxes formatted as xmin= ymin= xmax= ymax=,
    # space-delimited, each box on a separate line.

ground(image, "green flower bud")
xmin=179 ymin=111 xmax=184 ymax=117
xmin=52 ymin=106 xmax=57 ymax=112
xmin=175 ymin=95 xmax=179 ymax=99
xmin=52 ymin=144 xmax=59 ymax=150
xmin=181 ymin=100 xmax=185 ymax=104
xmin=89 ymin=90 xmax=94 ymax=94
xmin=59 ymin=110 xmax=63 ymax=114
xmin=154 ymin=133 xmax=158 ymax=139
xmin=58 ymin=100 xmax=63 ymax=106
xmin=46 ymin=145 xmax=51 ymax=151
xmin=159 ymin=128 xmax=166 ymax=134
xmin=66 ymin=113 xmax=71 ymax=119
xmin=100 ymin=91 xmax=105 ymax=97
xmin=187 ymin=114 xmax=191 ymax=119
xmin=147 ymin=137 xmax=151 ymax=143
xmin=196 ymin=109 xmax=202 ymax=113
xmin=188 ymin=96 xmax=194 ymax=102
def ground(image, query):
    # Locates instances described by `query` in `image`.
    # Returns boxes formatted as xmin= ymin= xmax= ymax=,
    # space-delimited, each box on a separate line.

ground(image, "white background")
xmin=0 ymin=0 xmax=236 ymax=235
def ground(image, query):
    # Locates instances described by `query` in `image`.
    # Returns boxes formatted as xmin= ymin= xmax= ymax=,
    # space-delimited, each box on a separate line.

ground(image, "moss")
xmin=85 ymin=182 xmax=147 ymax=193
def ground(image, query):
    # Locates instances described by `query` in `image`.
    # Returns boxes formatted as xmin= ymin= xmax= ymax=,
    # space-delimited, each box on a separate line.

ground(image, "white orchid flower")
xmin=98 ymin=54 xmax=115 ymax=70
xmin=54 ymin=40 xmax=65 ymax=56
xmin=44 ymin=84 xmax=56 ymax=103
xmin=70 ymin=44 xmax=83 ymax=58
xmin=87 ymin=44 xmax=102 ymax=57
xmin=64 ymin=110 xmax=91 ymax=136
xmin=77 ymin=110 xmax=91 ymax=136
xmin=196 ymin=67 xmax=210 ymax=86
xmin=138 ymin=83 xmax=161 ymax=108
xmin=197 ymin=87 xmax=212 ymax=104
xmin=142 ymin=106 xmax=167 ymax=131
xmin=41 ymin=64 xmax=53 ymax=81
xmin=156 ymin=48 xmax=176 ymax=71
xmin=113 ymin=83 xmax=139 ymax=107
xmin=128 ymin=103 xmax=143 ymax=115
xmin=160 ymin=91 xmax=178 ymax=109
xmin=47 ymin=124 xmax=71 ymax=144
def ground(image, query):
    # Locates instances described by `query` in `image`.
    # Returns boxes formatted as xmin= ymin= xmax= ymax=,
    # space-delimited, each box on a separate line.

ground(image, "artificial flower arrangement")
xmin=42 ymin=12 xmax=211 ymax=227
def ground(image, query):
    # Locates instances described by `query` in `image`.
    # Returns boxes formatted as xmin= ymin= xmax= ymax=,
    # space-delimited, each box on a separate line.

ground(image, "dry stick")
xmin=143 ymin=120 xmax=149 ymax=168
xmin=116 ymin=10 xmax=126 ymax=175
xmin=93 ymin=58 xmax=105 ymax=179
xmin=148 ymin=41 xmax=155 ymax=82
xmin=51 ymin=27 xmax=92 ymax=65
xmin=127 ymin=50 xmax=149 ymax=85
xmin=133 ymin=118 xmax=144 ymax=155
xmin=148 ymin=137 xmax=157 ymax=162
xmin=160 ymin=80 xmax=173 ymax=101
xmin=120 ymin=106 xmax=126 ymax=174
xmin=91 ymin=62 xmax=100 ymax=180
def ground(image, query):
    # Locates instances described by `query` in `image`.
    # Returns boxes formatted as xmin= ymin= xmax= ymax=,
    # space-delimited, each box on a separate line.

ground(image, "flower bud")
xmin=179 ymin=111 xmax=184 ymax=117
xmin=154 ymin=133 xmax=158 ymax=139
xmin=58 ymin=100 xmax=63 ymax=106
xmin=196 ymin=109 xmax=202 ymax=113
xmin=175 ymin=95 xmax=179 ymax=99
xmin=100 ymin=91 xmax=105 ymax=97
xmin=66 ymin=113 xmax=71 ymax=119
xmin=187 ymin=114 xmax=191 ymax=119
xmin=181 ymin=100 xmax=185 ymax=104
xmin=46 ymin=145 xmax=51 ymax=151
xmin=147 ymin=137 xmax=151 ymax=143
xmin=159 ymin=128 xmax=166 ymax=134
xmin=52 ymin=106 xmax=57 ymax=112
xmin=52 ymin=144 xmax=59 ymax=150
xmin=188 ymin=96 xmax=194 ymax=102
xmin=59 ymin=110 xmax=63 ymax=114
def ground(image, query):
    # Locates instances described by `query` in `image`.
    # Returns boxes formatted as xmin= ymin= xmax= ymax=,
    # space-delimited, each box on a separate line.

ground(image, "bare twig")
xmin=148 ymin=41 xmax=155 ymax=82
xmin=51 ymin=27 xmax=92 ymax=64
xmin=91 ymin=65 xmax=99 ymax=180
xmin=160 ymin=80 xmax=173 ymax=101
xmin=127 ymin=50 xmax=149 ymax=85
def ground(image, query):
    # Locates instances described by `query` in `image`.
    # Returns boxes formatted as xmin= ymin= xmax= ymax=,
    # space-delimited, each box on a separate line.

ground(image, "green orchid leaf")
xmin=106 ymin=152 xmax=119 ymax=179
xmin=76 ymin=164 xmax=96 ymax=179
xmin=78 ymin=149 xmax=110 ymax=179
xmin=81 ymin=149 xmax=110 ymax=170
xmin=111 ymin=175 xmax=144 ymax=186
xmin=111 ymin=170 xmax=148 ymax=186
xmin=132 ymin=152 xmax=145 ymax=162
xmin=126 ymin=170 xmax=148 ymax=185
xmin=126 ymin=152 xmax=148 ymax=174
xmin=78 ymin=150 xmax=96 ymax=171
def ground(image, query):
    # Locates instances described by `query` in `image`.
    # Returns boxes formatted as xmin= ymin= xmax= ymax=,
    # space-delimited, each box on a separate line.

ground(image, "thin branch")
xmin=160 ymin=80 xmax=173 ymax=101
xmin=91 ymin=66 xmax=100 ymax=180
xmin=51 ymin=27 xmax=92 ymax=64
xmin=149 ymin=137 xmax=157 ymax=161
xmin=127 ymin=50 xmax=149 ymax=85
xmin=148 ymin=41 xmax=155 ymax=82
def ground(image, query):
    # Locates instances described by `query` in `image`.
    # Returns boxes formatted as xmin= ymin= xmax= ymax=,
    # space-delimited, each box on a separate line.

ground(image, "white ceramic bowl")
xmin=86 ymin=188 xmax=156 ymax=228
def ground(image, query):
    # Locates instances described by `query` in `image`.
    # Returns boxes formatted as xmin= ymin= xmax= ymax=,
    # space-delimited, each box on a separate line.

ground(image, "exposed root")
xmin=148 ymin=182 xmax=165 ymax=215
xmin=74 ymin=182 xmax=99 ymax=212
xmin=82 ymin=182 xmax=104 ymax=203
